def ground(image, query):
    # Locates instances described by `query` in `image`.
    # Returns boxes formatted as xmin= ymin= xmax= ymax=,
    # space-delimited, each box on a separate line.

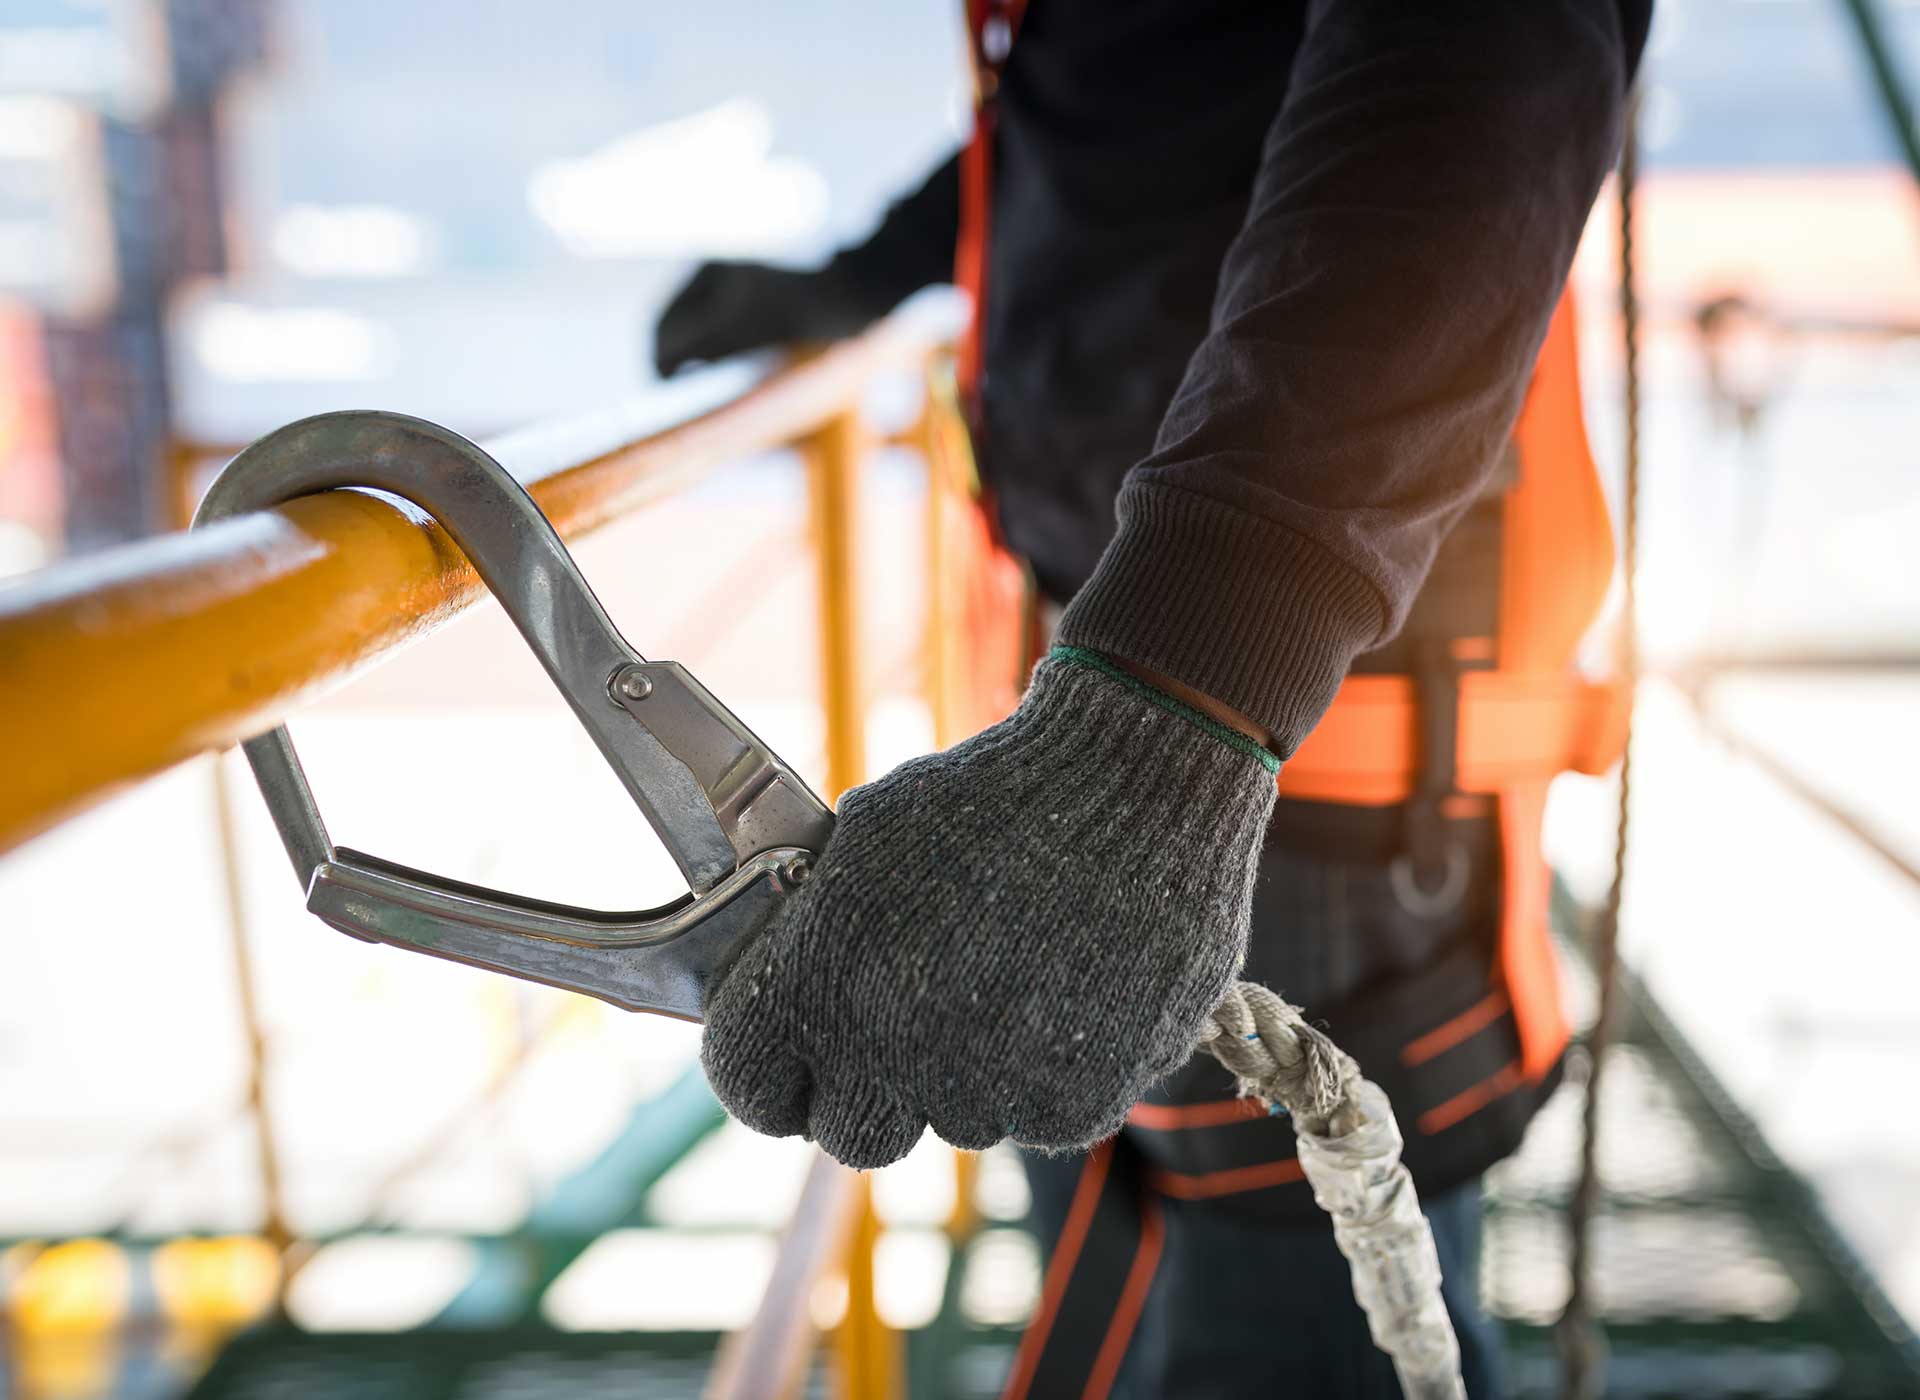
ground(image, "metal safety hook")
xmin=192 ymin=409 xmax=834 ymax=1021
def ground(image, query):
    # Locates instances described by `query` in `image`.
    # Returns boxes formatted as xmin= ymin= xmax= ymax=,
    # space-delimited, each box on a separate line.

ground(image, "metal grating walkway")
xmin=173 ymin=888 xmax=1920 ymax=1400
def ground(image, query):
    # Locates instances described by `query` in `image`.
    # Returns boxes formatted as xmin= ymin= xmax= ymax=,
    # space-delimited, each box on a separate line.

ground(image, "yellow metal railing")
xmin=0 ymin=303 xmax=993 ymax=1400
xmin=0 ymin=309 xmax=946 ymax=856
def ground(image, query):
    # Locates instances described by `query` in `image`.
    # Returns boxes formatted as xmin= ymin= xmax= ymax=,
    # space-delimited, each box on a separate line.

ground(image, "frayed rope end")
xmin=1201 ymin=980 xmax=1362 ymax=1132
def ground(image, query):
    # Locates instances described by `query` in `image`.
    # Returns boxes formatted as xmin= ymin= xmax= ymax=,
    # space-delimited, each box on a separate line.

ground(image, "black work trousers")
xmin=1019 ymin=1154 xmax=1504 ymax=1399
xmin=1011 ymin=810 xmax=1513 ymax=1399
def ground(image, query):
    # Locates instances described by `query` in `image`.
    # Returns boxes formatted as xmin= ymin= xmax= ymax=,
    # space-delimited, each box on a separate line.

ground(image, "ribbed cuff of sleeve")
xmin=1053 ymin=484 xmax=1386 ymax=757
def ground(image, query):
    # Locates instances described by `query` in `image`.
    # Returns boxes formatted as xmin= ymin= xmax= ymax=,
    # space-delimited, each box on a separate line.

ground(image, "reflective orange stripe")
xmin=1080 ymin=1194 xmax=1164 ymax=1400
xmin=1418 ymin=1061 xmax=1527 ymax=1136
xmin=1001 ymin=1140 xmax=1114 ymax=1400
xmin=1126 ymin=1098 xmax=1265 ymax=1130
xmin=1400 ymin=990 xmax=1511 ymax=1068
xmin=1143 ymin=1158 xmax=1305 ymax=1200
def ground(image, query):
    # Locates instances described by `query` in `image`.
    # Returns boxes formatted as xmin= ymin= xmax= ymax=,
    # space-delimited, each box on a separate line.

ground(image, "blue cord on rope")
xmin=1236 ymin=1031 xmax=1291 ymax=1114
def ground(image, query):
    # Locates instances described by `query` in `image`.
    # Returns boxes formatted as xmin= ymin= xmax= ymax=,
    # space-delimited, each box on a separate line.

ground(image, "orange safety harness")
xmin=953 ymin=10 xmax=1633 ymax=1396
xmin=951 ymin=3 xmax=1628 ymax=1085
xmin=1276 ymin=294 xmax=1630 ymax=1079
xmin=955 ymin=0 xmax=1030 ymax=414
xmin=923 ymin=0 xmax=1037 ymax=745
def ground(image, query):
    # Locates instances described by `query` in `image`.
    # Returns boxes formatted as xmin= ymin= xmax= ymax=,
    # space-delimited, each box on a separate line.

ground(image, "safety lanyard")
xmin=955 ymin=0 xmax=1029 ymax=416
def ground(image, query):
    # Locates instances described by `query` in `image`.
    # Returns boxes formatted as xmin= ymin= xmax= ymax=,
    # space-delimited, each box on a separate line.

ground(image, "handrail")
xmin=1675 ymin=676 xmax=1920 ymax=894
xmin=1 ymin=302 xmax=962 ymax=1398
xmin=0 ymin=307 xmax=949 ymax=855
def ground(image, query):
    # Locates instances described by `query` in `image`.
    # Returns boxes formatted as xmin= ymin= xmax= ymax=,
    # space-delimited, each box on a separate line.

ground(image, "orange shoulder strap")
xmin=1276 ymin=290 xmax=1630 ymax=1083
xmin=1278 ymin=292 xmax=1628 ymax=805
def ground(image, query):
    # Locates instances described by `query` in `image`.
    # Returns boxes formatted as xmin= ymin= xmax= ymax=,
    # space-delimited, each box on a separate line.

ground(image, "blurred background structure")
xmin=1 ymin=1 xmax=1919 ymax=1397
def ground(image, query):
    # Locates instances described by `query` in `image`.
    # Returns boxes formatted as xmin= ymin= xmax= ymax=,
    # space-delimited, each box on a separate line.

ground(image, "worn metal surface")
xmin=188 ymin=409 xmax=833 ymax=1022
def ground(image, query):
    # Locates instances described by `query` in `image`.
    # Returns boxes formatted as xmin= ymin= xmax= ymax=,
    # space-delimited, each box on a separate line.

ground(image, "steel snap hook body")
xmin=192 ymin=409 xmax=834 ymax=1022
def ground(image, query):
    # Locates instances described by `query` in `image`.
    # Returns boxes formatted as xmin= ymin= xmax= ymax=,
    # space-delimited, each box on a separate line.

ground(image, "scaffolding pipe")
xmin=0 ymin=309 xmax=948 ymax=857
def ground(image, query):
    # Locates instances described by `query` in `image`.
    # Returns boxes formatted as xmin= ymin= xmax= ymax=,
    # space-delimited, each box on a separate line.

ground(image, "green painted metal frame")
xmin=431 ymin=1063 xmax=730 ymax=1327
xmin=1482 ymin=881 xmax=1920 ymax=1398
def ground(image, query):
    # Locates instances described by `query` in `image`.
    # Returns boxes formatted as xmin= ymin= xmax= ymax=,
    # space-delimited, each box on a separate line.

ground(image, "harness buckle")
xmin=193 ymin=410 xmax=834 ymax=1022
xmin=1394 ymin=638 xmax=1472 ymax=917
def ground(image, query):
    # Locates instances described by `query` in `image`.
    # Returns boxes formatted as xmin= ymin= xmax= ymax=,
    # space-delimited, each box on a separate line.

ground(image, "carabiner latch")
xmin=192 ymin=410 xmax=834 ymax=1021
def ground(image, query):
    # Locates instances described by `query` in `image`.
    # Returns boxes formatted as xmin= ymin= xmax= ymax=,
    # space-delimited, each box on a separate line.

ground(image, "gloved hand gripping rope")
xmin=197 ymin=423 xmax=1471 ymax=1400
xmin=1202 ymin=982 xmax=1468 ymax=1400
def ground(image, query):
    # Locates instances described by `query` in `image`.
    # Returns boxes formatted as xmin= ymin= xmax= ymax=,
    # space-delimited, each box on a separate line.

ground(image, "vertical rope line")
xmin=211 ymin=755 xmax=296 ymax=1304
xmin=1557 ymin=86 xmax=1643 ymax=1400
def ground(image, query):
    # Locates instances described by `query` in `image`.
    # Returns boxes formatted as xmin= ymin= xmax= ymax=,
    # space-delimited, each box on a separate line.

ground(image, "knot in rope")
xmin=1201 ymin=980 xmax=1362 ymax=1134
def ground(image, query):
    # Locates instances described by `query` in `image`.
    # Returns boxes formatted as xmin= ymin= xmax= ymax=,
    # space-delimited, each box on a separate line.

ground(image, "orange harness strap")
xmin=1277 ymin=294 xmax=1627 ymax=1081
xmin=956 ymin=0 xmax=1030 ymax=411
xmin=1277 ymin=669 xmax=1629 ymax=806
xmin=947 ymin=0 xmax=1042 ymax=735
xmin=952 ymin=2 xmax=1620 ymax=1085
xmin=1277 ymin=296 xmax=1621 ymax=805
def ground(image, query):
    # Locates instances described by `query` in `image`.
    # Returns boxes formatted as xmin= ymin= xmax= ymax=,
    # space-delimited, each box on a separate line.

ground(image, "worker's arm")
xmin=653 ymin=151 xmax=960 ymax=375
xmin=1056 ymin=0 xmax=1649 ymax=756
xmin=699 ymin=3 xmax=1646 ymax=1170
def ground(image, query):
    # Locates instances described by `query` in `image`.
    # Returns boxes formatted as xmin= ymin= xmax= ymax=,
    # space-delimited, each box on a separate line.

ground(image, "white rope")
xmin=1200 ymin=980 xmax=1362 ymax=1133
xmin=1200 ymin=981 xmax=1469 ymax=1400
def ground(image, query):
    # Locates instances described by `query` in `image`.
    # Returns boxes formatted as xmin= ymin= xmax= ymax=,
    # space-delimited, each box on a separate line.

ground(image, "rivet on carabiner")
xmin=611 ymin=664 xmax=654 ymax=703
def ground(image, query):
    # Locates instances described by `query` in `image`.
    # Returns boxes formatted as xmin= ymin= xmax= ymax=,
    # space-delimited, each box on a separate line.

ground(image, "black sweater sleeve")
xmin=823 ymin=149 xmax=963 ymax=317
xmin=1056 ymin=1 xmax=1647 ymax=755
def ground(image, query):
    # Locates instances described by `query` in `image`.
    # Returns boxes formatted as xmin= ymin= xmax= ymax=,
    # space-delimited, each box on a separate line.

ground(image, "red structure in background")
xmin=5 ymin=0 xmax=269 ymax=555
xmin=0 ymin=309 xmax=62 ymax=551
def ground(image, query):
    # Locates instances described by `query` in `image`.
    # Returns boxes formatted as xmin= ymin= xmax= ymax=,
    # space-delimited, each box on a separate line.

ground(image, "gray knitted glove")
xmin=699 ymin=647 xmax=1281 ymax=1169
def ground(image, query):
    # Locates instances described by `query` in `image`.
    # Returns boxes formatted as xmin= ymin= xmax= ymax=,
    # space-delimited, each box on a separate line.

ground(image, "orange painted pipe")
xmin=0 ymin=312 xmax=947 ymax=856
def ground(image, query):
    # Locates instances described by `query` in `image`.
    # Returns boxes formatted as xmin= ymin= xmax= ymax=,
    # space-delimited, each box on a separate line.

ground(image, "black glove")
xmin=700 ymin=649 xmax=1282 ymax=1169
xmin=652 ymin=261 xmax=882 ymax=376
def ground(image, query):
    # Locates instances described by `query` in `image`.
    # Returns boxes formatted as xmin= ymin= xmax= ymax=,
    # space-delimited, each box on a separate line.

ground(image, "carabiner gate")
xmin=192 ymin=410 xmax=834 ymax=1022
